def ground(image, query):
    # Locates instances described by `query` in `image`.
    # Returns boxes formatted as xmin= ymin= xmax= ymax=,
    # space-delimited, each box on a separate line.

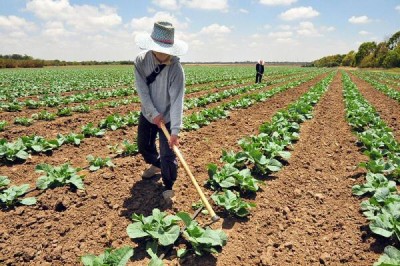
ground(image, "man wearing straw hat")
xmin=133 ymin=21 xmax=188 ymax=203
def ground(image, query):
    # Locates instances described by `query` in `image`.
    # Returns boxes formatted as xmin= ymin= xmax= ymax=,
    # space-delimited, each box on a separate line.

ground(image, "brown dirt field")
xmin=0 ymin=70 xmax=398 ymax=265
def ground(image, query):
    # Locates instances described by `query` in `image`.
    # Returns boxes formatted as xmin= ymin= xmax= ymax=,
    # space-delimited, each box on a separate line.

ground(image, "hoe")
xmin=160 ymin=123 xmax=220 ymax=223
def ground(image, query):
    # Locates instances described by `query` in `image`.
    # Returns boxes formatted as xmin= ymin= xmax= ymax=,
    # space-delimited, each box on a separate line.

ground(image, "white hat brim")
xmin=135 ymin=33 xmax=188 ymax=56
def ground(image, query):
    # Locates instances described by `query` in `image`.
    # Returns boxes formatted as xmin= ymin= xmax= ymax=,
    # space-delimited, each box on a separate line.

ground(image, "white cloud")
xmin=359 ymin=30 xmax=370 ymax=35
xmin=268 ymin=31 xmax=293 ymax=38
xmin=26 ymin=0 xmax=122 ymax=32
xmin=199 ymin=23 xmax=231 ymax=35
xmin=321 ymin=26 xmax=335 ymax=32
xmin=278 ymin=24 xmax=291 ymax=30
xmin=264 ymin=24 xmax=272 ymax=29
xmin=0 ymin=15 xmax=36 ymax=31
xmin=239 ymin=9 xmax=249 ymax=14
xmin=181 ymin=0 xmax=228 ymax=11
xmin=152 ymin=0 xmax=180 ymax=10
xmin=42 ymin=21 xmax=74 ymax=37
xmin=396 ymin=5 xmax=400 ymax=12
xmin=348 ymin=15 xmax=371 ymax=24
xmin=276 ymin=38 xmax=295 ymax=43
xmin=280 ymin=6 xmax=319 ymax=21
xmin=248 ymin=41 xmax=259 ymax=48
xmin=259 ymin=0 xmax=297 ymax=6
xmin=296 ymin=22 xmax=321 ymax=36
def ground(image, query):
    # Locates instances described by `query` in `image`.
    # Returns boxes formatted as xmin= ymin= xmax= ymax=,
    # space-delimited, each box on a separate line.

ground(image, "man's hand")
xmin=153 ymin=114 xmax=164 ymax=128
xmin=169 ymin=134 xmax=179 ymax=148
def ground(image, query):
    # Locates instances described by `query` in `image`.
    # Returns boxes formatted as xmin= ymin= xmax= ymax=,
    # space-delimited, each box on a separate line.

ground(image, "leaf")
xmin=176 ymin=212 xmax=192 ymax=227
xmin=126 ymin=222 xmax=149 ymax=239
xmin=20 ymin=197 xmax=37 ymax=206
xmin=36 ymin=175 xmax=52 ymax=190
xmin=0 ymin=176 xmax=10 ymax=187
xmin=16 ymin=149 xmax=29 ymax=160
xmin=81 ymin=254 xmax=102 ymax=266
xmin=68 ymin=175 xmax=85 ymax=190
xmin=89 ymin=165 xmax=100 ymax=171
xmin=146 ymin=241 xmax=163 ymax=266
xmin=158 ymin=225 xmax=180 ymax=246
xmin=374 ymin=245 xmax=400 ymax=266
xmin=104 ymin=246 xmax=134 ymax=266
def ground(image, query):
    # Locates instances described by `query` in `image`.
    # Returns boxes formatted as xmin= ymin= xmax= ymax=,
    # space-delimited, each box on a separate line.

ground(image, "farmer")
xmin=255 ymin=59 xmax=265 ymax=83
xmin=133 ymin=21 xmax=188 ymax=203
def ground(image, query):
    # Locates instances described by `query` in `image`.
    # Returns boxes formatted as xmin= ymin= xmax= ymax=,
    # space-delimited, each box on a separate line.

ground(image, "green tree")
xmin=373 ymin=42 xmax=389 ymax=67
xmin=387 ymin=30 xmax=400 ymax=50
xmin=355 ymin=41 xmax=377 ymax=66
xmin=341 ymin=51 xmax=356 ymax=66
xmin=382 ymin=46 xmax=400 ymax=68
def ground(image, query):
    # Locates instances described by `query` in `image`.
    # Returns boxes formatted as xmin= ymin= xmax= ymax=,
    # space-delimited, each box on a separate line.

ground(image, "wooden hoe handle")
xmin=160 ymin=123 xmax=220 ymax=222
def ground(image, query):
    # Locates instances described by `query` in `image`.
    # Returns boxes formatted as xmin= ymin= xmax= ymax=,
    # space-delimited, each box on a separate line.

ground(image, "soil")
xmin=0 ymin=70 xmax=398 ymax=266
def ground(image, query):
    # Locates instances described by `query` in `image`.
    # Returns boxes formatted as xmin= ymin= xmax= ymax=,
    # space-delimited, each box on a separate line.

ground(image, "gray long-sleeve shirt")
xmin=133 ymin=50 xmax=185 ymax=135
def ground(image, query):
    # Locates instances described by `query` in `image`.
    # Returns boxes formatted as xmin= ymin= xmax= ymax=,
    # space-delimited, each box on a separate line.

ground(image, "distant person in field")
xmin=133 ymin=21 xmax=188 ymax=204
xmin=255 ymin=59 xmax=265 ymax=83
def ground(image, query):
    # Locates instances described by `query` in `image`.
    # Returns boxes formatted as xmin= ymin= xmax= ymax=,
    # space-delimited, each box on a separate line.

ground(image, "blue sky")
xmin=0 ymin=0 xmax=399 ymax=62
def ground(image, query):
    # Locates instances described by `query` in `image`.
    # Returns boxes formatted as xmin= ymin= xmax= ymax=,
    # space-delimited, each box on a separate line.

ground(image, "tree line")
xmin=312 ymin=30 xmax=400 ymax=68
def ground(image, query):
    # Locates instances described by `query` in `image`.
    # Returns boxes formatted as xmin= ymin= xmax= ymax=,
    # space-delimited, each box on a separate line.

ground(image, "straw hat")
xmin=135 ymin=21 xmax=188 ymax=56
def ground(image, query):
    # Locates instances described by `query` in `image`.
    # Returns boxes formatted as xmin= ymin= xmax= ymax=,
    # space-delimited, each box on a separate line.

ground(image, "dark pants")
xmin=137 ymin=113 xmax=177 ymax=190
xmin=256 ymin=73 xmax=263 ymax=83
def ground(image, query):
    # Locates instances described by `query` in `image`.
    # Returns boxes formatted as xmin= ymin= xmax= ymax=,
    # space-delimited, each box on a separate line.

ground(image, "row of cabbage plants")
xmin=204 ymin=73 xmax=335 ymax=218
xmin=1 ymin=69 xmax=325 ymax=164
xmin=342 ymin=72 xmax=400 ymax=265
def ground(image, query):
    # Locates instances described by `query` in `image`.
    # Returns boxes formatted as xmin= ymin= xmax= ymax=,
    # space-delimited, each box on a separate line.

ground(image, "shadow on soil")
xmin=120 ymin=174 xmax=170 ymax=218
xmin=359 ymin=224 xmax=397 ymax=254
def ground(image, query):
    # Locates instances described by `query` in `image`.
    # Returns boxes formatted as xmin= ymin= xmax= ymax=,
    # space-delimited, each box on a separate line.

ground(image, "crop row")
xmin=0 ymin=69 xmax=312 ymax=133
xmin=352 ymin=71 xmax=400 ymax=103
xmin=0 ymin=65 xmax=257 ymax=100
xmin=0 ymin=70 xmax=328 ymax=166
xmin=342 ymin=72 xmax=400 ymax=266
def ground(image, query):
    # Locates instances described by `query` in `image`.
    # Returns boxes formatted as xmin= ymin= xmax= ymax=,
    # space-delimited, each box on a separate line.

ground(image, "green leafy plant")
xmin=99 ymin=114 xmax=126 ymax=131
xmin=352 ymin=172 xmax=397 ymax=196
xmin=0 ymin=121 xmax=7 ymax=131
xmin=57 ymin=107 xmax=72 ymax=116
xmin=0 ymin=184 xmax=36 ymax=207
xmin=374 ymin=245 xmax=400 ymax=266
xmin=360 ymin=187 xmax=400 ymax=220
xmin=73 ymin=104 xmax=91 ymax=113
xmin=109 ymin=140 xmax=138 ymax=156
xmin=0 ymin=138 xmax=29 ymax=162
xmin=87 ymin=155 xmax=115 ymax=171
xmin=2 ymin=101 xmax=23 ymax=112
xmin=81 ymin=123 xmax=106 ymax=137
xmin=21 ymin=135 xmax=60 ymax=153
xmin=211 ymin=189 xmax=256 ymax=217
xmin=369 ymin=201 xmax=400 ymax=241
xmin=32 ymin=110 xmax=56 ymax=121
xmin=35 ymin=163 xmax=85 ymax=190
xmin=14 ymin=117 xmax=34 ymax=126
xmin=207 ymin=163 xmax=261 ymax=192
xmin=177 ymin=212 xmax=227 ymax=256
xmin=0 ymin=176 xmax=10 ymax=188
xmin=81 ymin=246 xmax=134 ymax=266
xmin=57 ymin=133 xmax=84 ymax=146
xmin=24 ymin=99 xmax=40 ymax=109
xmin=126 ymin=208 xmax=181 ymax=246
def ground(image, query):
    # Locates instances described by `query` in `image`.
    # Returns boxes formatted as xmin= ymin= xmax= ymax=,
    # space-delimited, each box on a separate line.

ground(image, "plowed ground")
xmin=1 ymin=70 xmax=399 ymax=265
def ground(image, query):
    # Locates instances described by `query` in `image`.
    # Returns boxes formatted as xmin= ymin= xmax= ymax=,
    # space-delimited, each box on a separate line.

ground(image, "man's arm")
xmin=134 ymin=67 xmax=160 ymax=121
